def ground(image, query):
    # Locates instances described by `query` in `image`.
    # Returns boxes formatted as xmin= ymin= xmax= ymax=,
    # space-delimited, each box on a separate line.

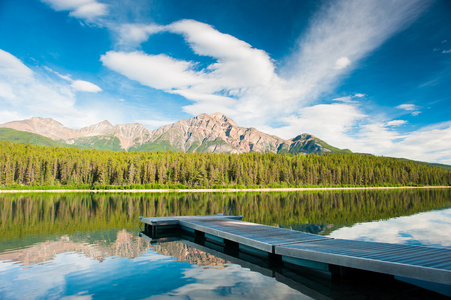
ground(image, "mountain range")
xmin=0 ymin=113 xmax=351 ymax=154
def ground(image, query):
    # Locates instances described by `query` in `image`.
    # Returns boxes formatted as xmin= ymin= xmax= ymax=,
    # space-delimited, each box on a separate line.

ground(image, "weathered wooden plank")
xmin=275 ymin=239 xmax=451 ymax=285
xmin=179 ymin=219 xmax=330 ymax=253
xmin=139 ymin=215 xmax=243 ymax=225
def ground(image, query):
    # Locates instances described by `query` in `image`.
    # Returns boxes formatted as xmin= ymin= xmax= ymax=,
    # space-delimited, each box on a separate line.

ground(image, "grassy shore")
xmin=0 ymin=185 xmax=450 ymax=194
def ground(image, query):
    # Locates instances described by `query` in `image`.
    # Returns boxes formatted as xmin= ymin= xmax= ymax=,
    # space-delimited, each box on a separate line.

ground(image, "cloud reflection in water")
xmin=328 ymin=208 xmax=451 ymax=247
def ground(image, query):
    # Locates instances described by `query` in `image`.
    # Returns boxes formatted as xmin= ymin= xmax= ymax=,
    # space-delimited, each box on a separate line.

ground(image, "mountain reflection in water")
xmin=0 ymin=230 xmax=305 ymax=300
xmin=0 ymin=229 xmax=147 ymax=266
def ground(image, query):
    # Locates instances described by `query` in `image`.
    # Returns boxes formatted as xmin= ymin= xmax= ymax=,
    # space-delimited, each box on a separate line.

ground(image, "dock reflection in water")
xmin=142 ymin=226 xmax=450 ymax=300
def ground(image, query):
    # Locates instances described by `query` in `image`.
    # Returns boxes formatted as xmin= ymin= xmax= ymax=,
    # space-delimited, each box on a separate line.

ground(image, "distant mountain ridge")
xmin=0 ymin=113 xmax=351 ymax=154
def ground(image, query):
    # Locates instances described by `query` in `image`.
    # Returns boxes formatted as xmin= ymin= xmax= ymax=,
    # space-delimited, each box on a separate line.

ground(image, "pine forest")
xmin=0 ymin=141 xmax=450 ymax=189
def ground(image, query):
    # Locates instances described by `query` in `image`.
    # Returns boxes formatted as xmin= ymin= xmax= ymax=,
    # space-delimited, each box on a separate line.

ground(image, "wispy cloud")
xmin=101 ymin=51 xmax=202 ymax=90
xmin=41 ymin=0 xmax=108 ymax=22
xmin=0 ymin=49 xmax=33 ymax=79
xmin=44 ymin=67 xmax=102 ymax=93
xmin=332 ymin=93 xmax=365 ymax=104
xmin=386 ymin=120 xmax=407 ymax=127
xmin=397 ymin=103 xmax=421 ymax=116
xmin=71 ymin=80 xmax=102 ymax=93
xmin=116 ymin=24 xmax=164 ymax=48
xmin=397 ymin=104 xmax=418 ymax=111
xmin=282 ymin=0 xmax=430 ymax=102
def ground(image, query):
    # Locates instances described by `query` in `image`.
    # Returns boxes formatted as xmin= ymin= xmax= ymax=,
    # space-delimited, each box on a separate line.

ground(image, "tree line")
xmin=0 ymin=141 xmax=450 ymax=188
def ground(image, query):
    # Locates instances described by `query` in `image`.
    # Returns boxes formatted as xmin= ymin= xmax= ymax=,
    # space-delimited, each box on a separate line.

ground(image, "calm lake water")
xmin=0 ymin=189 xmax=450 ymax=299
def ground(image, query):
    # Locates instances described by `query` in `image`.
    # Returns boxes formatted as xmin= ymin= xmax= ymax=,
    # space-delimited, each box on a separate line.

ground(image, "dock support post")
xmin=224 ymin=239 xmax=239 ymax=256
xmin=194 ymin=230 xmax=205 ymax=244
xmin=329 ymin=264 xmax=395 ymax=282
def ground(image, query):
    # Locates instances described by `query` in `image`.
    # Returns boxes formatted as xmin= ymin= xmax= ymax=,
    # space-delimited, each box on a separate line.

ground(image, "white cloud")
xmin=0 ymin=50 xmax=74 ymax=109
xmin=396 ymin=103 xmax=421 ymax=116
xmin=0 ymin=49 xmax=109 ymax=128
xmin=261 ymin=102 xmax=451 ymax=165
xmin=265 ymin=103 xmax=366 ymax=145
xmin=386 ymin=120 xmax=407 ymax=126
xmin=442 ymin=49 xmax=451 ymax=54
xmin=332 ymin=93 xmax=366 ymax=104
xmin=167 ymin=19 xmax=276 ymax=87
xmin=44 ymin=67 xmax=102 ymax=93
xmin=0 ymin=50 xmax=33 ymax=79
xmin=397 ymin=104 xmax=418 ymax=111
xmin=101 ymin=51 xmax=202 ymax=90
xmin=0 ymin=110 xmax=28 ymax=124
xmin=387 ymin=122 xmax=451 ymax=164
xmin=41 ymin=0 xmax=107 ymax=21
xmin=335 ymin=118 xmax=451 ymax=165
xmin=334 ymin=56 xmax=351 ymax=69
xmin=116 ymin=24 xmax=164 ymax=48
xmin=71 ymin=80 xmax=102 ymax=93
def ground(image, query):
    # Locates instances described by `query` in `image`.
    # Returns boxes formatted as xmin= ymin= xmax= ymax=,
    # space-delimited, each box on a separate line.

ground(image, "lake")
xmin=1 ymin=189 xmax=450 ymax=299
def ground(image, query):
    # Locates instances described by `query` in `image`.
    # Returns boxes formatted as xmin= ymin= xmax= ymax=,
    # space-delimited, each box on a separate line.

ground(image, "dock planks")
xmin=140 ymin=215 xmax=451 ymax=286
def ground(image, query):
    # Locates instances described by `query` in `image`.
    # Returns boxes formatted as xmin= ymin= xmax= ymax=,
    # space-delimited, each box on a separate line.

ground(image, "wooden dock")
xmin=139 ymin=215 xmax=451 ymax=290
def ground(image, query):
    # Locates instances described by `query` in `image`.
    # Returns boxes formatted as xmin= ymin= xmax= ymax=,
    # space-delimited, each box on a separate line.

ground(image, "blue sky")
xmin=0 ymin=0 xmax=450 ymax=164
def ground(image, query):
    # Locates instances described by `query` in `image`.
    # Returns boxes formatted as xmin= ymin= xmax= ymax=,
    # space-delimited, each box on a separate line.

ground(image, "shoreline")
xmin=0 ymin=186 xmax=450 ymax=194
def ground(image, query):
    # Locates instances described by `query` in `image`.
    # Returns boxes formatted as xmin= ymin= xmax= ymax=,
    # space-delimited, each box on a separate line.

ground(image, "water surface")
xmin=1 ymin=189 xmax=450 ymax=299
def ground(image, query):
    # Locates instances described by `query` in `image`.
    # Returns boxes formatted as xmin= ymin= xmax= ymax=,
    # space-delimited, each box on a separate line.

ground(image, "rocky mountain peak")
xmin=112 ymin=123 xmax=153 ymax=149
xmin=0 ymin=117 xmax=76 ymax=140
xmin=292 ymin=133 xmax=314 ymax=142
xmin=209 ymin=112 xmax=238 ymax=127
xmin=0 ymin=113 xmax=350 ymax=154
xmin=30 ymin=117 xmax=65 ymax=128
xmin=74 ymin=120 xmax=114 ymax=136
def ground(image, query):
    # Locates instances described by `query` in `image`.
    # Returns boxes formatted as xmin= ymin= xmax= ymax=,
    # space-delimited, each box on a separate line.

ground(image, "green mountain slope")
xmin=70 ymin=135 xmax=123 ymax=151
xmin=0 ymin=128 xmax=65 ymax=147
xmin=278 ymin=134 xmax=352 ymax=154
